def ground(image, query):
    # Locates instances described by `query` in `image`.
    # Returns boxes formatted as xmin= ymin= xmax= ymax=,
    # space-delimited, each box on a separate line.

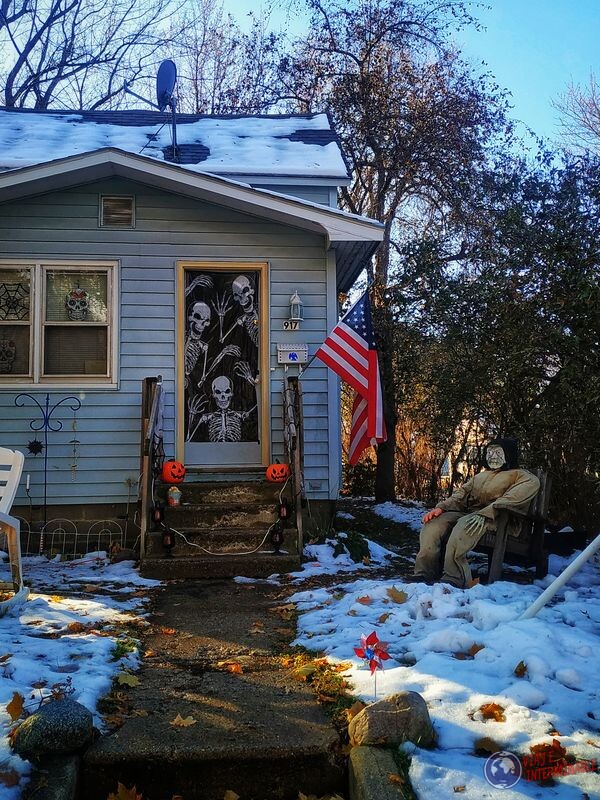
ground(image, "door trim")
xmin=176 ymin=260 xmax=270 ymax=468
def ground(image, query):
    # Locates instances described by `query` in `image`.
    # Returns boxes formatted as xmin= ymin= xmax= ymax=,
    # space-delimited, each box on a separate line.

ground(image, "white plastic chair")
xmin=0 ymin=447 xmax=28 ymax=614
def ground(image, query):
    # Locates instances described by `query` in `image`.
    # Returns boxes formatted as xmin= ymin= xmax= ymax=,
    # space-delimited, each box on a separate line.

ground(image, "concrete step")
xmin=82 ymin=579 xmax=344 ymax=800
xmin=157 ymin=480 xmax=289 ymax=506
xmin=140 ymin=551 xmax=300 ymax=579
xmin=163 ymin=501 xmax=279 ymax=529
xmin=145 ymin=528 xmax=300 ymax=558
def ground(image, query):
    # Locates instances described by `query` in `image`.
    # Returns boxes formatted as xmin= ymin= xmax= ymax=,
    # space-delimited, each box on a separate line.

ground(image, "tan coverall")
xmin=414 ymin=468 xmax=540 ymax=587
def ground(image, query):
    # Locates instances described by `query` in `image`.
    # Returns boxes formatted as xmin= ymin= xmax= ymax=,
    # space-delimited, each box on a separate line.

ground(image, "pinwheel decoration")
xmin=354 ymin=631 xmax=391 ymax=696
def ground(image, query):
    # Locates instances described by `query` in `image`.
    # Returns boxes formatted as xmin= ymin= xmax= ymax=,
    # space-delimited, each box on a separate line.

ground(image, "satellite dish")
xmin=156 ymin=60 xmax=177 ymax=111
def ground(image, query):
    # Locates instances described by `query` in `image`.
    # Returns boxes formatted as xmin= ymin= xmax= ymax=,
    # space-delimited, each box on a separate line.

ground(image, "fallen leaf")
xmin=357 ymin=595 xmax=372 ymax=605
xmin=377 ymin=612 xmax=391 ymax=624
xmin=530 ymin=739 xmax=567 ymax=760
xmin=225 ymin=662 xmax=243 ymax=674
xmin=116 ymin=673 xmax=140 ymax=687
xmin=346 ymin=700 xmax=366 ymax=721
xmin=50 ymin=595 xmax=63 ymax=603
xmin=514 ymin=660 xmax=528 ymax=678
xmin=0 ymin=771 xmax=19 ymax=788
xmin=67 ymin=622 xmax=90 ymax=634
xmin=467 ymin=578 xmax=480 ymax=589
xmin=474 ymin=737 xmax=502 ymax=755
xmin=388 ymin=772 xmax=404 ymax=785
xmin=479 ymin=702 xmax=506 ymax=722
xmin=161 ymin=627 xmax=176 ymax=635
xmin=131 ymin=710 xmax=149 ymax=717
xmin=275 ymin=627 xmax=295 ymax=636
xmin=31 ymin=680 xmax=48 ymax=689
xmin=0 ymin=653 xmax=12 ymax=663
xmin=453 ymin=786 xmax=466 ymax=793
xmin=318 ymin=694 xmax=336 ymax=703
xmin=362 ymin=556 xmax=371 ymax=566
xmin=107 ymin=782 xmax=143 ymax=800
xmin=170 ymin=714 xmax=197 ymax=727
xmin=7 ymin=692 xmax=24 ymax=722
xmin=143 ymin=650 xmax=157 ymax=658
xmin=270 ymin=603 xmax=296 ymax=620
xmin=454 ymin=643 xmax=484 ymax=660
xmin=294 ymin=663 xmax=318 ymax=680
xmin=83 ymin=584 xmax=97 ymax=593
xmin=333 ymin=662 xmax=353 ymax=673
xmin=223 ymin=792 xmax=240 ymax=800
xmin=249 ymin=621 xmax=265 ymax=634
xmin=386 ymin=586 xmax=408 ymax=604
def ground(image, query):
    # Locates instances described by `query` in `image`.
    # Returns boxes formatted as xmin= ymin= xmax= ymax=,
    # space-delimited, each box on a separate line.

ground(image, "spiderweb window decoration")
xmin=0 ymin=283 xmax=29 ymax=320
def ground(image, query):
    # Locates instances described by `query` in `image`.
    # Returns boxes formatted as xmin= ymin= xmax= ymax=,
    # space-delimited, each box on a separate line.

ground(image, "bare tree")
xmin=555 ymin=74 xmax=600 ymax=153
xmin=276 ymin=0 xmax=509 ymax=499
xmin=172 ymin=0 xmax=281 ymax=115
xmin=0 ymin=0 xmax=186 ymax=109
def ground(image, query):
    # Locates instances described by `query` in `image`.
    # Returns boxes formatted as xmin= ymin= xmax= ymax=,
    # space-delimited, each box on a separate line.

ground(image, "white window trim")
xmin=0 ymin=259 xmax=119 ymax=390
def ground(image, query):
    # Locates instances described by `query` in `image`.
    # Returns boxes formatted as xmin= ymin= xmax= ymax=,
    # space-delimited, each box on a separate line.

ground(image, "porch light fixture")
xmin=289 ymin=290 xmax=304 ymax=322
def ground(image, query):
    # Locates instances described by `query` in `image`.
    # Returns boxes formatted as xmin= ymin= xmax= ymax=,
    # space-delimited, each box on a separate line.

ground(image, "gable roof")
xmin=0 ymin=107 xmax=349 ymax=181
xmin=0 ymin=148 xmax=382 ymax=292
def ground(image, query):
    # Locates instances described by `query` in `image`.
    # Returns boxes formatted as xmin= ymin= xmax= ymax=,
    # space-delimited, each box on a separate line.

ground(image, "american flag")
xmin=315 ymin=293 xmax=386 ymax=459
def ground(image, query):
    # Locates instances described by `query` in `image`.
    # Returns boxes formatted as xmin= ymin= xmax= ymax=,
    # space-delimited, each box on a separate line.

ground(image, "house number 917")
xmin=283 ymin=320 xmax=300 ymax=331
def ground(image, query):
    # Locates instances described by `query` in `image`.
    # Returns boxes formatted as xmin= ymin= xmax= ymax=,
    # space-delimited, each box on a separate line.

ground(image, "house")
xmin=0 ymin=107 xmax=383 ymax=530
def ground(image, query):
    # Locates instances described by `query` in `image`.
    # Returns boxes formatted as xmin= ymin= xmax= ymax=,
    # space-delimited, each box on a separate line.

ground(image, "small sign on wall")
xmin=277 ymin=344 xmax=309 ymax=364
xmin=283 ymin=320 xmax=300 ymax=331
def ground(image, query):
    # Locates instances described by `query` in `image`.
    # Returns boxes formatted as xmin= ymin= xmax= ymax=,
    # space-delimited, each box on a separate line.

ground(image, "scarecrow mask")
xmin=484 ymin=438 xmax=519 ymax=471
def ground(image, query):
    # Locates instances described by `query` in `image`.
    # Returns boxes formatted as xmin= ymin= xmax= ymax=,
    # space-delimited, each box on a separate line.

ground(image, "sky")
xmin=227 ymin=0 xmax=598 ymax=144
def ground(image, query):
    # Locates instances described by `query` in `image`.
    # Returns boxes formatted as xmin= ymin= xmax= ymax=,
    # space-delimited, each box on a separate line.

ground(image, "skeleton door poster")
xmin=182 ymin=268 xmax=263 ymax=467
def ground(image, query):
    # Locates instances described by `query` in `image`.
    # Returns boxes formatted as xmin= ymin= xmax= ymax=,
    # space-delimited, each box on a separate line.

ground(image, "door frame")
xmin=175 ymin=260 xmax=270 ymax=468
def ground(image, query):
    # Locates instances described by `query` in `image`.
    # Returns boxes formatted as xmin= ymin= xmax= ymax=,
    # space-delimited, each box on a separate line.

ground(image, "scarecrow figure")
xmin=412 ymin=438 xmax=540 ymax=588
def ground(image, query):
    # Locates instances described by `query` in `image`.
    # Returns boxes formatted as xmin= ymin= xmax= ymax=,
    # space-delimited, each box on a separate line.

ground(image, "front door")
xmin=177 ymin=262 xmax=269 ymax=468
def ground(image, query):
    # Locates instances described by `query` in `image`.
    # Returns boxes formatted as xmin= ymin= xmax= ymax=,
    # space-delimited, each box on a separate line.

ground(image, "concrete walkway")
xmin=83 ymin=578 xmax=345 ymax=800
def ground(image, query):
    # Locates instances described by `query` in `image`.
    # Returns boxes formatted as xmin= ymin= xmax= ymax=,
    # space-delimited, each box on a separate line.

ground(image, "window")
xmin=100 ymin=195 xmax=135 ymax=228
xmin=0 ymin=261 xmax=117 ymax=386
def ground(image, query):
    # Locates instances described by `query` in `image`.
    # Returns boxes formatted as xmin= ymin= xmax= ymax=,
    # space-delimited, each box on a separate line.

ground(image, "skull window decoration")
xmin=0 ymin=338 xmax=16 ymax=374
xmin=65 ymin=287 xmax=90 ymax=321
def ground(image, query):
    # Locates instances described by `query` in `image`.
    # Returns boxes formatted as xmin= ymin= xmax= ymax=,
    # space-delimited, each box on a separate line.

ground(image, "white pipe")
xmin=521 ymin=533 xmax=600 ymax=619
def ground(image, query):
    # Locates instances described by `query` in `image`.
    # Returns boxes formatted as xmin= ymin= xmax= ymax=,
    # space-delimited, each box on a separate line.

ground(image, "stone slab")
xmin=349 ymin=747 xmax=406 ymax=800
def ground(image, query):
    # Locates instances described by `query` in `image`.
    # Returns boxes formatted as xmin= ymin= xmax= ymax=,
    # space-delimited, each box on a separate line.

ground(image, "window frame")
xmin=0 ymin=259 xmax=119 ymax=389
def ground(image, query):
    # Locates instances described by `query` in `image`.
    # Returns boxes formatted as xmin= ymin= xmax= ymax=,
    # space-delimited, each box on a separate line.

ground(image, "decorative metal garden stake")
xmin=15 ymin=393 xmax=82 ymax=544
xmin=354 ymin=630 xmax=391 ymax=698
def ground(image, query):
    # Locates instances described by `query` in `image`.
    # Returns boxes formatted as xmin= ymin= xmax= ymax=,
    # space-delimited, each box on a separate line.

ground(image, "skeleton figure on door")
xmin=184 ymin=271 xmax=259 ymax=444
xmin=190 ymin=373 xmax=258 ymax=442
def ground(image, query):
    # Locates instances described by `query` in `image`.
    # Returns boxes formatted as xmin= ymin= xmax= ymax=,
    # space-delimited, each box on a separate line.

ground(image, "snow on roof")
xmin=0 ymin=108 xmax=349 ymax=179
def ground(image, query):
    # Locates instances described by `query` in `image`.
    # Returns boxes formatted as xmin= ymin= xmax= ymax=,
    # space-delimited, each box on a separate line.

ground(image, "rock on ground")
xmin=12 ymin=699 xmax=93 ymax=761
xmin=348 ymin=692 xmax=435 ymax=748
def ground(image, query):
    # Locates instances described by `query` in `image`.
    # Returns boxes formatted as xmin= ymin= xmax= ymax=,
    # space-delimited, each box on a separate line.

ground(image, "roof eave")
xmin=0 ymin=148 xmax=382 ymax=260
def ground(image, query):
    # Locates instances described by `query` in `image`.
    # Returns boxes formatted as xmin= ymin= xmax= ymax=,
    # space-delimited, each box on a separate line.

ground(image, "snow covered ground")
xmin=288 ymin=508 xmax=600 ymax=799
xmin=0 ymin=553 xmax=160 ymax=799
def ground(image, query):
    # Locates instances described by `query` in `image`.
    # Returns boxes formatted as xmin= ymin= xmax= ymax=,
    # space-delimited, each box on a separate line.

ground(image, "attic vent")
xmin=100 ymin=195 xmax=135 ymax=228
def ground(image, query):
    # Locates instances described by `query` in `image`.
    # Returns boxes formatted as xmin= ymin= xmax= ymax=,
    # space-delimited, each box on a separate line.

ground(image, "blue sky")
xmin=228 ymin=0 xmax=598 ymax=144
xmin=456 ymin=0 xmax=598 ymax=143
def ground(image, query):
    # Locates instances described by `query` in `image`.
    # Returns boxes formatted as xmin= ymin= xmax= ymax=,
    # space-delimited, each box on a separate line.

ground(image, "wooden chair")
xmin=0 ymin=446 xmax=28 ymax=614
xmin=475 ymin=469 xmax=551 ymax=584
